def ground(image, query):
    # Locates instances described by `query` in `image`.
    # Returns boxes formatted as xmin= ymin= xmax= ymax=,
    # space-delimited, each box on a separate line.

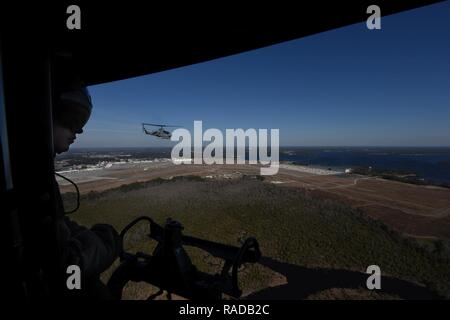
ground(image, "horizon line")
xmin=69 ymin=145 xmax=450 ymax=149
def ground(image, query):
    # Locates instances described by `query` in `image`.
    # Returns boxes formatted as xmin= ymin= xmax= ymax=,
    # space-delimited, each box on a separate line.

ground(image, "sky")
xmin=74 ymin=1 xmax=450 ymax=148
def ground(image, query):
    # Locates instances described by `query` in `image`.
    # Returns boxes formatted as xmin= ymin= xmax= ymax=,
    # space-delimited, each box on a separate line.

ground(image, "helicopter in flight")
xmin=142 ymin=123 xmax=180 ymax=139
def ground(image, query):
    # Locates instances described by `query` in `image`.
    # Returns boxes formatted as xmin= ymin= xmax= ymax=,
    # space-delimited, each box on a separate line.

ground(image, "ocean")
xmin=280 ymin=147 xmax=450 ymax=186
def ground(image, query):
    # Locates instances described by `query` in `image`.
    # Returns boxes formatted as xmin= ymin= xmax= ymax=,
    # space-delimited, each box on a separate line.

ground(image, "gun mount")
xmin=107 ymin=216 xmax=261 ymax=300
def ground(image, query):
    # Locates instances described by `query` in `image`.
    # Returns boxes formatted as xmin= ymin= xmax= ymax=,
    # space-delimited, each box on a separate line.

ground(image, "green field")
xmin=64 ymin=176 xmax=450 ymax=299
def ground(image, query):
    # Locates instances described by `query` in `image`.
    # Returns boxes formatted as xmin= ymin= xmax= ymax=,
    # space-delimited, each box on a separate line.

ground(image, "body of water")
xmin=280 ymin=147 xmax=450 ymax=186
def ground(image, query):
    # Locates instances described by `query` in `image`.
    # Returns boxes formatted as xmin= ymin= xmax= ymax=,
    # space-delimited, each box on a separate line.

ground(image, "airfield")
xmin=57 ymin=161 xmax=450 ymax=240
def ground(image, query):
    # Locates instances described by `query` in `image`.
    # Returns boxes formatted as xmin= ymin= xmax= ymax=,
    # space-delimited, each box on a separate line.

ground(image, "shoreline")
xmin=279 ymin=163 xmax=343 ymax=175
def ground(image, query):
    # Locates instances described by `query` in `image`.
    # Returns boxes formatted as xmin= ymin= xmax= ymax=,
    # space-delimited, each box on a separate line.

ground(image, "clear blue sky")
xmin=75 ymin=2 xmax=450 ymax=148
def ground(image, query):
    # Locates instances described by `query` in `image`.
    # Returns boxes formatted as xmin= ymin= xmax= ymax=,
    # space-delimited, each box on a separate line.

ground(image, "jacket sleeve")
xmin=57 ymin=217 xmax=122 ymax=279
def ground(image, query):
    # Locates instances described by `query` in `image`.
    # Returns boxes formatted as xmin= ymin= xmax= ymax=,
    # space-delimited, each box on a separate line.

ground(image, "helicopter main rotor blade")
xmin=142 ymin=123 xmax=167 ymax=127
xmin=142 ymin=123 xmax=182 ymax=128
